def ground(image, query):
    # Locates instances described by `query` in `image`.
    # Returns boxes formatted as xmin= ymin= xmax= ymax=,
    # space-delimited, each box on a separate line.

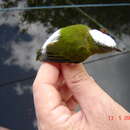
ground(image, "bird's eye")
xmin=100 ymin=28 xmax=116 ymax=41
xmin=108 ymin=34 xmax=116 ymax=41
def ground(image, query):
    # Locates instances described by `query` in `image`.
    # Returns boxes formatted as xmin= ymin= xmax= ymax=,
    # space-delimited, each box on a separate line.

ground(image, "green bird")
xmin=36 ymin=24 xmax=121 ymax=63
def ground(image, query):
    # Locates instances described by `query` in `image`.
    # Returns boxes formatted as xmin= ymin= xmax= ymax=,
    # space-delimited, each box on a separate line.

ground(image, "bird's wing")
xmin=43 ymin=50 xmax=80 ymax=63
xmin=41 ymin=43 xmax=80 ymax=63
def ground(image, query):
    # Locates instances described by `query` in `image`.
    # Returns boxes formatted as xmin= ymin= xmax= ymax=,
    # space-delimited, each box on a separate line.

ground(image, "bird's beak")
xmin=114 ymin=45 xmax=127 ymax=52
xmin=114 ymin=48 xmax=122 ymax=52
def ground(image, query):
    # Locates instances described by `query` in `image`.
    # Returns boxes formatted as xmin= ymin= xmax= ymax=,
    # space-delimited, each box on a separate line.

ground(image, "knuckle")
xmin=68 ymin=70 xmax=90 ymax=89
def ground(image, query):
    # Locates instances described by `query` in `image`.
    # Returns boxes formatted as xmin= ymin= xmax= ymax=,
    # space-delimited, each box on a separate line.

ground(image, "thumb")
xmin=61 ymin=64 xmax=108 ymax=114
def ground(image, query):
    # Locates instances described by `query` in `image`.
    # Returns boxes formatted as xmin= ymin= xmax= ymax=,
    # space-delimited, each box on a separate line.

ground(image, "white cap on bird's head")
xmin=89 ymin=29 xmax=125 ymax=52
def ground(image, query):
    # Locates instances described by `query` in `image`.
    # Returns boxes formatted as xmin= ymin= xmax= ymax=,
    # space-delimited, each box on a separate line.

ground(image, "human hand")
xmin=0 ymin=127 xmax=10 ymax=130
xmin=33 ymin=63 xmax=130 ymax=130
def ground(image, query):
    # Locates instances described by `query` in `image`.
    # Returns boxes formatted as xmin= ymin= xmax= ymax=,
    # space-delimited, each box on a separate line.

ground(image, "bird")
xmin=36 ymin=24 xmax=121 ymax=63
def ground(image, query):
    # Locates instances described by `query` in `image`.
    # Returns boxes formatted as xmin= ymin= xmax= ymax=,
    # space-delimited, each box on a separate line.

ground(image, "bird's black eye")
xmin=103 ymin=32 xmax=116 ymax=41
xmin=108 ymin=34 xmax=116 ymax=41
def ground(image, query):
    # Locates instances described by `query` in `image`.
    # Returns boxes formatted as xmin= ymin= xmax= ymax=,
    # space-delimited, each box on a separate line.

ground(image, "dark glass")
xmin=0 ymin=1 xmax=130 ymax=130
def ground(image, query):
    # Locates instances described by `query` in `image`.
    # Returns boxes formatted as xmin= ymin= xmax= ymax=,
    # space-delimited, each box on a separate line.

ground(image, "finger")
xmin=66 ymin=96 xmax=78 ymax=111
xmin=58 ymin=83 xmax=72 ymax=102
xmin=56 ymin=74 xmax=73 ymax=102
xmin=33 ymin=62 xmax=60 ymax=87
xmin=33 ymin=83 xmax=72 ymax=123
xmin=55 ymin=73 xmax=64 ymax=89
xmin=61 ymin=63 xmax=106 ymax=114
xmin=0 ymin=127 xmax=10 ymax=130
xmin=58 ymin=83 xmax=78 ymax=111
xmin=33 ymin=63 xmax=72 ymax=124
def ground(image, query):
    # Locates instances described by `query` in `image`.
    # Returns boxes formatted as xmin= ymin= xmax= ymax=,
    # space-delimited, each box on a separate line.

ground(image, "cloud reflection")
xmin=5 ymin=22 xmax=49 ymax=70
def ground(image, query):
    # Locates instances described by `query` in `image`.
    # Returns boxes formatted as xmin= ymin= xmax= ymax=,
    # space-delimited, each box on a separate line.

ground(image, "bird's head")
xmin=89 ymin=29 xmax=124 ymax=54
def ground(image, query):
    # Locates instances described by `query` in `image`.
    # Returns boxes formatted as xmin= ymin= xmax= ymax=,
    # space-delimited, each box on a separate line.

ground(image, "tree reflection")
xmin=0 ymin=0 xmax=130 ymax=35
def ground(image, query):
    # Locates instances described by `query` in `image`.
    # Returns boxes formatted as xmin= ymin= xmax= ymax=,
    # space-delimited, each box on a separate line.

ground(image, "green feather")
xmin=36 ymin=24 xmax=116 ymax=63
xmin=45 ymin=25 xmax=91 ymax=63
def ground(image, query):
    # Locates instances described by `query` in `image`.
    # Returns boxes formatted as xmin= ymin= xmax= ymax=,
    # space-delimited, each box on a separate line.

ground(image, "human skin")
xmin=0 ymin=127 xmax=10 ymax=130
xmin=33 ymin=62 xmax=130 ymax=130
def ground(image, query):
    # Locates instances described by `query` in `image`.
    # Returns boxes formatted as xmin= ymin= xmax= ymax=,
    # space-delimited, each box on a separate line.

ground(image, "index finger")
xmin=33 ymin=62 xmax=60 ymax=87
xmin=33 ymin=63 xmax=72 ymax=124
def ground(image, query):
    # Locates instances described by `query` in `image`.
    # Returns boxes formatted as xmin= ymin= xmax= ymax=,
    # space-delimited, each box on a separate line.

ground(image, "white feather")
xmin=89 ymin=29 xmax=117 ymax=47
xmin=42 ymin=29 xmax=61 ymax=53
